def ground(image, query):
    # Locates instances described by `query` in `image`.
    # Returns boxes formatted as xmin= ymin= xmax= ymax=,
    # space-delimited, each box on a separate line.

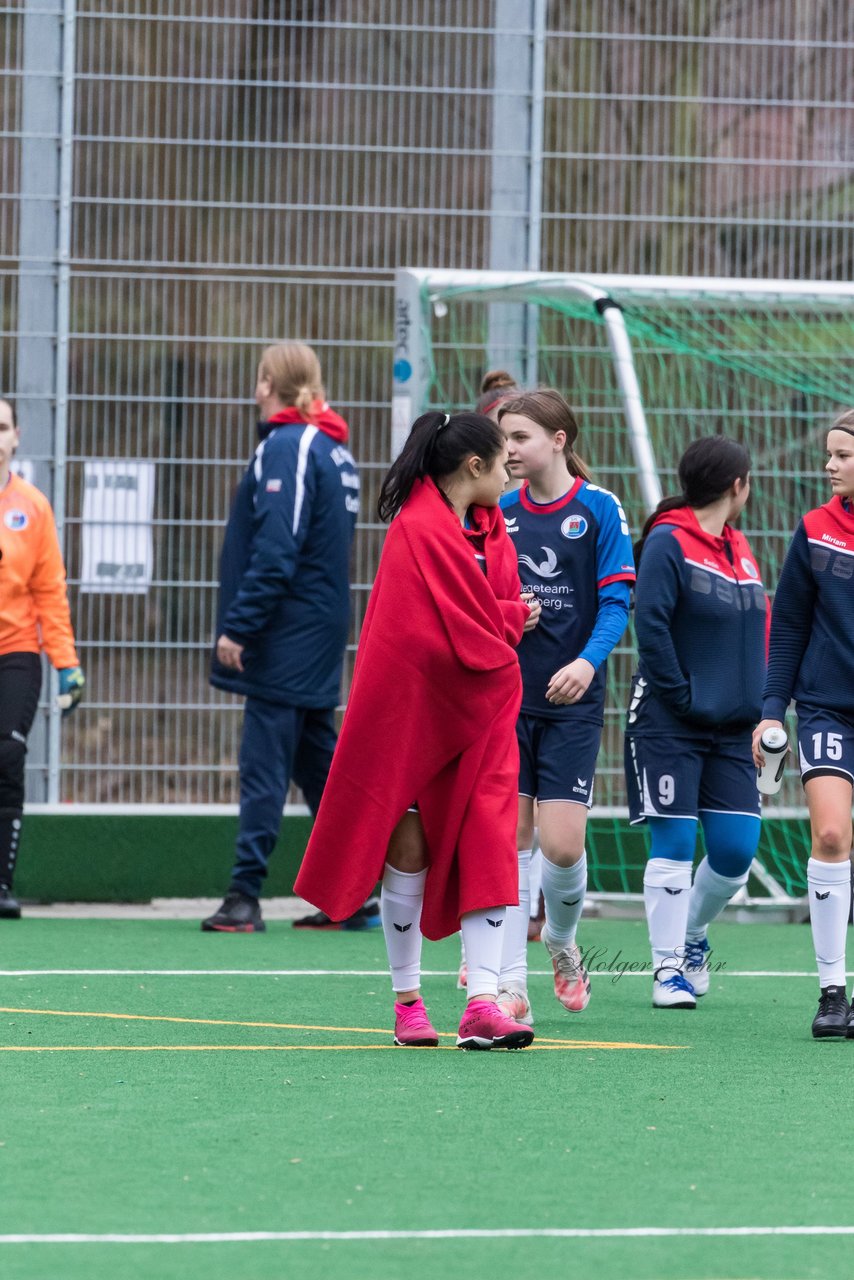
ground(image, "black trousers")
xmin=0 ymin=652 xmax=42 ymax=887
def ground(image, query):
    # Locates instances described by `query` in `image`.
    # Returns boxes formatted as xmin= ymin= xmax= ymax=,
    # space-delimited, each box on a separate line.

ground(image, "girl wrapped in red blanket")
xmin=295 ymin=410 xmax=541 ymax=1050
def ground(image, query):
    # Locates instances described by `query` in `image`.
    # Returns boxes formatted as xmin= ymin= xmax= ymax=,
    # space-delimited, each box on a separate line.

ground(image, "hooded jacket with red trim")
xmin=628 ymin=507 xmax=768 ymax=733
xmin=210 ymin=412 xmax=358 ymax=707
xmin=762 ymin=496 xmax=854 ymax=721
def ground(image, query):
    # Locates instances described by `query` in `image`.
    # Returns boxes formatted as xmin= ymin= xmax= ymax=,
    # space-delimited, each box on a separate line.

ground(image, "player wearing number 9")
xmin=624 ymin=437 xmax=768 ymax=1010
xmin=752 ymin=408 xmax=854 ymax=1039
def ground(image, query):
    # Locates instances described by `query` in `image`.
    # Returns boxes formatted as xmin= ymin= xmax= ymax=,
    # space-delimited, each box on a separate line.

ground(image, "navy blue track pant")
xmin=230 ymin=699 xmax=337 ymax=899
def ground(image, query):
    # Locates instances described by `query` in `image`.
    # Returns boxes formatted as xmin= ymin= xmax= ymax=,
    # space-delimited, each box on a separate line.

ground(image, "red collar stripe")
xmin=518 ymin=475 xmax=584 ymax=514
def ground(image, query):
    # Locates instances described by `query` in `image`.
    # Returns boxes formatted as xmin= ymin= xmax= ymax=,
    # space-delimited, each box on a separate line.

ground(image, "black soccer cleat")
xmin=292 ymin=897 xmax=381 ymax=931
xmin=812 ymin=985 xmax=849 ymax=1039
xmin=201 ymin=891 xmax=265 ymax=933
xmin=0 ymin=886 xmax=21 ymax=920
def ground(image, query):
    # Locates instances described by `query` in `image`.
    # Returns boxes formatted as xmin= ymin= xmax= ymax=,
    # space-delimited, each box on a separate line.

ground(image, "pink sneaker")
xmin=456 ymin=999 xmax=534 ymax=1050
xmin=393 ymin=998 xmax=439 ymax=1047
xmin=542 ymin=925 xmax=591 ymax=1012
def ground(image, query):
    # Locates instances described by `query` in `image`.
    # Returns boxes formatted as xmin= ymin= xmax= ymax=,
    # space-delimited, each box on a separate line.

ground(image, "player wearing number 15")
xmin=624 ymin=437 xmax=768 ymax=1009
xmin=753 ymin=409 xmax=854 ymax=1039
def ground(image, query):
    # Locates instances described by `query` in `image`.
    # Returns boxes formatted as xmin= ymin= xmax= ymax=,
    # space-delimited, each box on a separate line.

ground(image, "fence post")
xmin=488 ymin=0 xmax=545 ymax=385
xmin=16 ymin=0 xmax=76 ymax=802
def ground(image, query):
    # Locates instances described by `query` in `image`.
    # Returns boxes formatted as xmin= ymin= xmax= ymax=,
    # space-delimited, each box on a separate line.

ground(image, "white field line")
xmin=0 ymin=968 xmax=828 ymax=978
xmin=0 ymin=1226 xmax=851 ymax=1244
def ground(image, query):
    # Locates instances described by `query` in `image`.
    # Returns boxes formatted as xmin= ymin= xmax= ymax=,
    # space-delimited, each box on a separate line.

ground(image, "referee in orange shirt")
xmin=0 ymin=398 xmax=84 ymax=917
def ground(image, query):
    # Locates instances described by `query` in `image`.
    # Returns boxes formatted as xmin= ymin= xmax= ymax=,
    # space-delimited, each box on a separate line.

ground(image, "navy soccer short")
xmin=516 ymin=711 xmax=602 ymax=808
xmin=624 ymin=728 xmax=760 ymax=825
xmin=796 ymin=704 xmax=854 ymax=786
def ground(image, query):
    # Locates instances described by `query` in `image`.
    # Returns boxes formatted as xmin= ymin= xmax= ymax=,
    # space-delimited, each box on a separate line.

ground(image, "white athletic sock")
xmin=381 ymin=863 xmax=426 ymax=994
xmin=529 ymin=843 xmax=543 ymax=918
xmin=461 ymin=906 xmax=506 ymax=1000
xmin=541 ymin=853 xmax=587 ymax=948
xmin=686 ymin=857 xmax=749 ymax=939
xmin=499 ymin=849 xmax=532 ymax=989
xmin=807 ymin=857 xmax=850 ymax=990
xmin=644 ymin=857 xmax=693 ymax=972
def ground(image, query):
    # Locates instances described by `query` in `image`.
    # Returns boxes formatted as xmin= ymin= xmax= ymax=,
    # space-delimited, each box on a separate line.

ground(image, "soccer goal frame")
xmin=393 ymin=268 xmax=854 ymax=914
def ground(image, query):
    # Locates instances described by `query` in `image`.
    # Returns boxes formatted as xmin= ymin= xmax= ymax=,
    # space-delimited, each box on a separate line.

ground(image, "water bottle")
xmin=757 ymin=726 xmax=789 ymax=796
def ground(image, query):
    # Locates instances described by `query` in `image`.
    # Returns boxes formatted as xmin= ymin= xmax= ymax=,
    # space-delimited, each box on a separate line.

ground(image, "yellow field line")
xmin=0 ymin=1007 xmax=683 ymax=1050
xmin=0 ymin=1042 xmax=680 ymax=1052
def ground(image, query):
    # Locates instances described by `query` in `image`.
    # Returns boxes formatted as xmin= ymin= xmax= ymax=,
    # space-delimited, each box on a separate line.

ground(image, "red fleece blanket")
xmin=294 ymin=478 xmax=528 ymax=940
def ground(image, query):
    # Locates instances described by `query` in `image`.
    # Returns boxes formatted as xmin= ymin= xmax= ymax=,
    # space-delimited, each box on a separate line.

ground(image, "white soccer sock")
xmin=807 ymin=857 xmax=851 ymax=990
xmin=644 ymin=857 xmax=693 ymax=972
xmin=498 ymin=849 xmax=532 ymax=989
xmin=461 ymin=906 xmax=506 ymax=1000
xmin=381 ymin=863 xmax=426 ymax=994
xmin=529 ymin=843 xmax=543 ymax=918
xmin=686 ymin=857 xmax=749 ymax=939
xmin=541 ymin=853 xmax=587 ymax=948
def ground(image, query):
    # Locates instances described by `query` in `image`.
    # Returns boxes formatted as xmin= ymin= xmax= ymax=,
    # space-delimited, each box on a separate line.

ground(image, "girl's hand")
xmin=752 ymin=718 xmax=783 ymax=769
xmin=522 ymin=592 xmax=542 ymax=633
xmin=217 ymin=634 xmax=245 ymax=672
xmin=546 ymin=657 xmax=595 ymax=705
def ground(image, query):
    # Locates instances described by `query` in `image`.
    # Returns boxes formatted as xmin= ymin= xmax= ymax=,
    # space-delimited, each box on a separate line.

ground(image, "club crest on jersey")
xmin=266 ymin=478 xmax=283 ymax=492
xmin=518 ymin=545 xmax=561 ymax=578
xmin=3 ymin=509 xmax=27 ymax=531
xmin=741 ymin=557 xmax=758 ymax=579
xmin=560 ymin=514 xmax=588 ymax=540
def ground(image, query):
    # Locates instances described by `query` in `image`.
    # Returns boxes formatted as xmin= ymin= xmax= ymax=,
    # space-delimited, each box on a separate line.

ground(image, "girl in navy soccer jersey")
xmin=491 ymin=389 xmax=636 ymax=1026
xmin=625 ymin=437 xmax=768 ymax=1009
xmin=753 ymin=409 xmax=854 ymax=1039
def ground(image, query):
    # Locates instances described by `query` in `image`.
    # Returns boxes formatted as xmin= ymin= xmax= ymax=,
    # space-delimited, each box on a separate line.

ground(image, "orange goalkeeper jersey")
xmin=0 ymin=473 xmax=78 ymax=668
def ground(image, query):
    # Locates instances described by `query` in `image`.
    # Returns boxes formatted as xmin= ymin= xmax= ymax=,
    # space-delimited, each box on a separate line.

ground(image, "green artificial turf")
xmin=0 ymin=918 xmax=851 ymax=1280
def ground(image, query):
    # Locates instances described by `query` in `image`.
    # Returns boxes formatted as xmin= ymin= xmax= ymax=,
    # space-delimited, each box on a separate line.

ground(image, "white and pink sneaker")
xmin=541 ymin=925 xmax=591 ymax=1012
xmin=497 ymin=986 xmax=534 ymax=1027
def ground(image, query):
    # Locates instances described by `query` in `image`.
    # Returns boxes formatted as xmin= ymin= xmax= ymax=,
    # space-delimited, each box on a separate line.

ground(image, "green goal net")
xmin=393 ymin=271 xmax=854 ymax=901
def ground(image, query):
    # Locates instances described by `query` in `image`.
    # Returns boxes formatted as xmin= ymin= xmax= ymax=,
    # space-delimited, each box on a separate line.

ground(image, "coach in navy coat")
xmin=203 ymin=342 xmax=358 ymax=932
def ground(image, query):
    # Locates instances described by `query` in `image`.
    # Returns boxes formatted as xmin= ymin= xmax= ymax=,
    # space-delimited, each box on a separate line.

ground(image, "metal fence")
xmin=1 ymin=0 xmax=853 ymax=802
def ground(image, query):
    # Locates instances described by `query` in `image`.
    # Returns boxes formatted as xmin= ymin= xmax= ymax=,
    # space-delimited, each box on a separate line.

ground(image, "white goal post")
xmin=391 ymin=268 xmax=854 ymax=912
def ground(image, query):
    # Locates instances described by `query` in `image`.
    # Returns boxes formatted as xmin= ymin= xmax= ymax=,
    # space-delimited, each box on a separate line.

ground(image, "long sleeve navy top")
xmin=210 ymin=416 xmax=359 ymax=708
xmin=628 ymin=506 xmax=768 ymax=735
xmin=762 ymin=496 xmax=854 ymax=722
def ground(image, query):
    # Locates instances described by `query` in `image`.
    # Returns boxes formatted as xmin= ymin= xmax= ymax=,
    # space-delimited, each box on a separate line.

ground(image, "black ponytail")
xmin=377 ymin=410 xmax=505 ymax=522
xmin=634 ymin=435 xmax=751 ymax=568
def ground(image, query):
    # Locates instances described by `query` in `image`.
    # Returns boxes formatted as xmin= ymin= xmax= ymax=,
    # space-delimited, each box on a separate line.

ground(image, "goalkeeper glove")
xmin=57 ymin=665 xmax=85 ymax=716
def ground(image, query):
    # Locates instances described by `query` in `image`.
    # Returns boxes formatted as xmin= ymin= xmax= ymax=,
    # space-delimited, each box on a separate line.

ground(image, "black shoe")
xmin=292 ymin=897 xmax=381 ymax=931
xmin=812 ymin=985 xmax=849 ymax=1038
xmin=0 ymin=886 xmax=21 ymax=920
xmin=201 ymin=891 xmax=265 ymax=933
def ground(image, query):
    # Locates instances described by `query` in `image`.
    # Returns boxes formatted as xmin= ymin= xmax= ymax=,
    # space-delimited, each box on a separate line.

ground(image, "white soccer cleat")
xmin=653 ymin=967 xmax=696 ymax=1009
xmin=682 ymin=936 xmax=711 ymax=997
xmin=541 ymin=925 xmax=591 ymax=1012
xmin=497 ymin=985 xmax=534 ymax=1027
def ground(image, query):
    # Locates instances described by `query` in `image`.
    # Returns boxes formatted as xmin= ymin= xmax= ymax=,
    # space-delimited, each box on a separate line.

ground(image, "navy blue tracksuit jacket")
xmin=210 ymin=418 xmax=359 ymax=708
xmin=762 ymin=496 xmax=854 ymax=722
xmin=628 ymin=506 xmax=768 ymax=735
